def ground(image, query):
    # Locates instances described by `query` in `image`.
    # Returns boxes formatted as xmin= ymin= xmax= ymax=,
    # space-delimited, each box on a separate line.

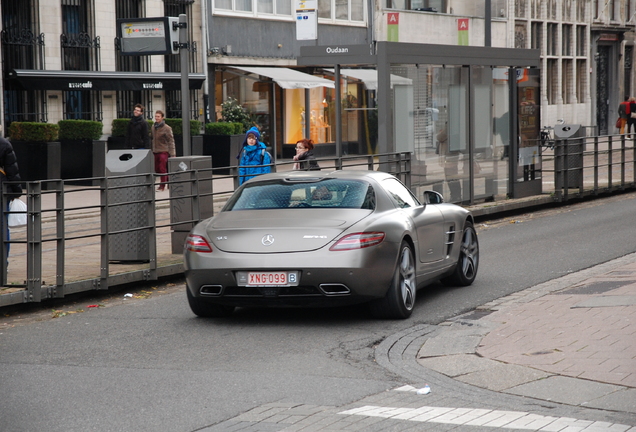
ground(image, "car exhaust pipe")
xmin=319 ymin=284 xmax=351 ymax=296
xmin=200 ymin=285 xmax=223 ymax=296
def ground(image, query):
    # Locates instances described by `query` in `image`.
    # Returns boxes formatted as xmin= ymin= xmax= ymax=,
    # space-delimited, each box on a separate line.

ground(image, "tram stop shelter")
xmin=298 ymin=42 xmax=541 ymax=204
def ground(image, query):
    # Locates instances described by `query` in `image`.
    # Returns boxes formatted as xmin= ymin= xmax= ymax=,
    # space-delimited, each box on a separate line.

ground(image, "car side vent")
xmin=445 ymin=225 xmax=456 ymax=257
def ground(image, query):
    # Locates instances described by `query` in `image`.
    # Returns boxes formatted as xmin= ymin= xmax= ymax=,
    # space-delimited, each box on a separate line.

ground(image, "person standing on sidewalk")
xmin=0 ymin=129 xmax=22 ymax=262
xmin=618 ymin=96 xmax=630 ymax=135
xmin=126 ymin=104 xmax=150 ymax=149
xmin=627 ymin=97 xmax=636 ymax=137
xmin=238 ymin=127 xmax=271 ymax=185
xmin=151 ymin=110 xmax=176 ymax=192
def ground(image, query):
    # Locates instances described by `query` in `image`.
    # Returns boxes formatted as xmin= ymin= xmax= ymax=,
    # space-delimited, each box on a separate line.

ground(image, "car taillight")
xmin=185 ymin=234 xmax=213 ymax=253
xmin=329 ymin=232 xmax=385 ymax=251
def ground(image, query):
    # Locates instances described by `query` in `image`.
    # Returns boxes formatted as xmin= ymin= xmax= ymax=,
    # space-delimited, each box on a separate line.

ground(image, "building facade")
xmin=0 ymin=0 xmax=207 ymax=134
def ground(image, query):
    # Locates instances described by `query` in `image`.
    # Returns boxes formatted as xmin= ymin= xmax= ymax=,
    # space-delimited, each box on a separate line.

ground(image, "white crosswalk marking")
xmin=338 ymin=406 xmax=636 ymax=431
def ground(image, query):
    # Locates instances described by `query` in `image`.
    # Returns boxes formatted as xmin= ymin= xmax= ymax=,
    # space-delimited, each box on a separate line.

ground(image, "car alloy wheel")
xmin=442 ymin=221 xmax=479 ymax=286
xmin=369 ymin=241 xmax=416 ymax=319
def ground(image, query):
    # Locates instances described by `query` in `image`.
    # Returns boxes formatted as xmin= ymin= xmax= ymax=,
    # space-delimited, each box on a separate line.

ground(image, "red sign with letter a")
xmin=388 ymin=13 xmax=399 ymax=25
xmin=458 ymin=18 xmax=468 ymax=31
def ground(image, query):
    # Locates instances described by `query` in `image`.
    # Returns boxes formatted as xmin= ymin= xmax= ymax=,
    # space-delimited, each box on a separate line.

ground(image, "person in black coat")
xmin=0 ymin=133 xmax=23 ymax=262
xmin=126 ymin=104 xmax=150 ymax=149
xmin=293 ymin=139 xmax=320 ymax=171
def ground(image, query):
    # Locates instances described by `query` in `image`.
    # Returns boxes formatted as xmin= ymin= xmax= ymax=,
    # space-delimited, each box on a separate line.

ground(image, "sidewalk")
xmin=416 ymin=252 xmax=636 ymax=414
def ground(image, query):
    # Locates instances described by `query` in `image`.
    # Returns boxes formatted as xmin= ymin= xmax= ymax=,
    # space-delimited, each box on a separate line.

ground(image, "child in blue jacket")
xmin=238 ymin=127 xmax=272 ymax=185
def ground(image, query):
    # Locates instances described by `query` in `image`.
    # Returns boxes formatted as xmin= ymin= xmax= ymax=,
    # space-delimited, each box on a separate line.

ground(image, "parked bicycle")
xmin=540 ymin=125 xmax=555 ymax=150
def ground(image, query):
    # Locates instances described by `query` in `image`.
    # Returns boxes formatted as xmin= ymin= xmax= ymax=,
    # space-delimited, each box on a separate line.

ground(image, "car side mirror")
xmin=423 ymin=190 xmax=444 ymax=204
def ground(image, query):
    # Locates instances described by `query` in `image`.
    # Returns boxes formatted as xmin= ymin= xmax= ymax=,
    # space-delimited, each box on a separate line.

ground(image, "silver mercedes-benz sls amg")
xmin=184 ymin=170 xmax=478 ymax=319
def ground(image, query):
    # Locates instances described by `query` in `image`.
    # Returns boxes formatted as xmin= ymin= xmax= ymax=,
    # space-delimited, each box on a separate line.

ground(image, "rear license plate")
xmin=237 ymin=271 xmax=299 ymax=287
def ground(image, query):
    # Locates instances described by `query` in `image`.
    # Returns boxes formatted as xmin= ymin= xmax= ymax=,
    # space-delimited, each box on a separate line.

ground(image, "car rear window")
xmin=225 ymin=179 xmax=375 ymax=211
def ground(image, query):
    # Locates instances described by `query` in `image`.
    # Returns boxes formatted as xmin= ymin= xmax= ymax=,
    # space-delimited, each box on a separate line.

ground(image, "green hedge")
xmin=205 ymin=122 xmax=244 ymax=135
xmin=58 ymin=120 xmax=103 ymax=140
xmin=111 ymin=118 xmax=201 ymax=137
xmin=8 ymin=122 xmax=59 ymax=142
xmin=164 ymin=118 xmax=202 ymax=136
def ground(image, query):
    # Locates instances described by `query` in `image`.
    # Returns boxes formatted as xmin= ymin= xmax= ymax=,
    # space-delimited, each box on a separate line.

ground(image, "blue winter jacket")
xmin=238 ymin=140 xmax=272 ymax=185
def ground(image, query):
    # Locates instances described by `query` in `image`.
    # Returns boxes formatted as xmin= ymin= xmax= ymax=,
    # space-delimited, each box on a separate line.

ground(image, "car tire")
xmin=369 ymin=241 xmax=416 ymax=319
xmin=441 ymin=220 xmax=479 ymax=286
xmin=187 ymin=288 xmax=235 ymax=317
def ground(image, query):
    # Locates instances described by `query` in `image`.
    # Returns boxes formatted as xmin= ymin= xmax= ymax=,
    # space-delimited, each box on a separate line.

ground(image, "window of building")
xmin=547 ymin=0 xmax=557 ymax=19
xmin=531 ymin=21 xmax=542 ymax=52
xmin=61 ymin=0 xmax=101 ymax=120
xmin=216 ymin=0 xmax=363 ymax=20
xmin=576 ymin=59 xmax=586 ymax=103
xmin=576 ymin=0 xmax=586 ymax=21
xmin=562 ymin=0 xmax=572 ymax=21
xmin=546 ymin=23 xmax=558 ymax=56
xmin=515 ymin=0 xmax=527 ymax=18
xmin=515 ymin=23 xmax=527 ymax=49
xmin=530 ymin=0 xmax=540 ymax=19
xmin=547 ymin=59 xmax=558 ymax=104
xmin=576 ymin=25 xmax=586 ymax=56
xmin=386 ymin=0 xmax=444 ymax=14
xmin=562 ymin=25 xmax=572 ymax=56
xmin=1 ymin=0 xmax=45 ymax=125
xmin=562 ymin=59 xmax=572 ymax=104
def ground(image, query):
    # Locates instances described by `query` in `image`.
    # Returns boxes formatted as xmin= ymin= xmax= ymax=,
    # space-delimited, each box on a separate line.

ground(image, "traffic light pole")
xmin=175 ymin=14 xmax=191 ymax=156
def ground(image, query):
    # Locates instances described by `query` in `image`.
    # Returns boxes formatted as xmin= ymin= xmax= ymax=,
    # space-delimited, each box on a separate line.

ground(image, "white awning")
xmin=231 ymin=67 xmax=335 ymax=89
xmin=327 ymin=69 xmax=412 ymax=90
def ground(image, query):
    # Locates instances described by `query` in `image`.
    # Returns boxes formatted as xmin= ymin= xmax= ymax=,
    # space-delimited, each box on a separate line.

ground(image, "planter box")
xmin=174 ymin=135 xmax=203 ymax=157
xmin=107 ymin=136 xmax=127 ymax=150
xmin=202 ymin=134 xmax=243 ymax=174
xmin=61 ymin=139 xmax=107 ymax=185
xmin=12 ymin=141 xmax=61 ymax=190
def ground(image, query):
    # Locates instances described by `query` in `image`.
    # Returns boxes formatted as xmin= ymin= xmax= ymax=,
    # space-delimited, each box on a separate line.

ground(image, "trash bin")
xmin=168 ymin=156 xmax=214 ymax=254
xmin=553 ymin=124 xmax=584 ymax=188
xmin=106 ymin=149 xmax=153 ymax=262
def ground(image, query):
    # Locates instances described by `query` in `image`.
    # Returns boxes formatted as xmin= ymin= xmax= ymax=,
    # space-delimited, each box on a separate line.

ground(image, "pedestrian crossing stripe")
xmin=338 ymin=405 xmax=635 ymax=430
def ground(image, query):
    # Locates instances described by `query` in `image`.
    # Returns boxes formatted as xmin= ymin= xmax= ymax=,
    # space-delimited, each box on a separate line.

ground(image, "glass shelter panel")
xmin=389 ymin=64 xmax=511 ymax=204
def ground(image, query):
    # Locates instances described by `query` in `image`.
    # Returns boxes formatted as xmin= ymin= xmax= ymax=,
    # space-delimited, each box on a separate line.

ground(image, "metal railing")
xmin=540 ymin=134 xmax=636 ymax=202
xmin=0 ymin=152 xmax=411 ymax=307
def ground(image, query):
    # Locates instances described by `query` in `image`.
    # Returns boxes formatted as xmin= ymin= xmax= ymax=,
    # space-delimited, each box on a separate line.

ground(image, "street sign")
xmin=117 ymin=17 xmax=179 ymax=55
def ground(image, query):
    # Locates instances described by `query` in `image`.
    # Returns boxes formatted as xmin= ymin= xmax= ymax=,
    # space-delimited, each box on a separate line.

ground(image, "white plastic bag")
xmin=8 ymin=198 xmax=27 ymax=227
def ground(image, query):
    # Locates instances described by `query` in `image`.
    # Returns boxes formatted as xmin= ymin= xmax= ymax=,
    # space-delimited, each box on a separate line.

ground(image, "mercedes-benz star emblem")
xmin=261 ymin=234 xmax=275 ymax=246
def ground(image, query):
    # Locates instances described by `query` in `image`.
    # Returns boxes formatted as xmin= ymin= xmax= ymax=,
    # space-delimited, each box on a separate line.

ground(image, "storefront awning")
xmin=327 ymin=69 xmax=412 ymax=90
xmin=8 ymin=69 xmax=206 ymax=91
xmin=231 ymin=67 xmax=335 ymax=89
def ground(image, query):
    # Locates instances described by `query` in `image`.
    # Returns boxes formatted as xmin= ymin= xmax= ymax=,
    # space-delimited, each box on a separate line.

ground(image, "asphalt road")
xmin=0 ymin=191 xmax=634 ymax=432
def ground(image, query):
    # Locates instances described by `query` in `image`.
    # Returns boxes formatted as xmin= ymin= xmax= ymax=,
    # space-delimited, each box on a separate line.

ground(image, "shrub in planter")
xmin=9 ymin=122 xmax=59 ymax=142
xmin=164 ymin=118 xmax=202 ymax=136
xmin=9 ymin=122 xmax=61 ymax=188
xmin=205 ymin=122 xmax=239 ymax=136
xmin=58 ymin=119 xmax=103 ymax=140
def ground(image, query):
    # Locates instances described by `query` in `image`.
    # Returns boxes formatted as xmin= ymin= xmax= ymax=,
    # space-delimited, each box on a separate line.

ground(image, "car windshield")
xmin=225 ymin=179 xmax=375 ymax=211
